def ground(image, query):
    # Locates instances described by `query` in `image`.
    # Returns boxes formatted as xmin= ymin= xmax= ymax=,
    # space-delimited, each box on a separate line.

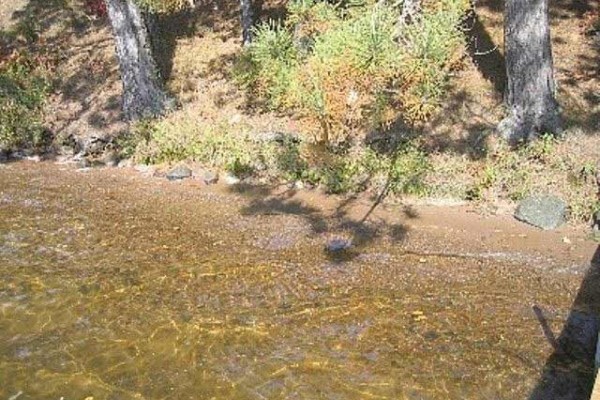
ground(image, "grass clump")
xmin=0 ymin=52 xmax=51 ymax=151
xmin=235 ymin=0 xmax=469 ymax=143
xmin=132 ymin=116 xmax=264 ymax=176
xmin=426 ymin=133 xmax=599 ymax=224
xmin=131 ymin=111 xmax=431 ymax=196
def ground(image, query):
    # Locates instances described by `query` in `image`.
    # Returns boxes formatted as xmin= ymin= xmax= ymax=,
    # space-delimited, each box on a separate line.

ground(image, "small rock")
xmin=134 ymin=164 xmax=156 ymax=177
xmin=135 ymin=164 xmax=152 ymax=173
xmin=10 ymin=151 xmax=25 ymax=159
xmin=166 ymin=165 xmax=193 ymax=181
xmin=15 ymin=347 xmax=31 ymax=360
xmin=100 ymin=150 xmax=119 ymax=167
xmin=0 ymin=150 xmax=9 ymax=163
xmin=58 ymin=145 xmax=75 ymax=157
xmin=294 ymin=180 xmax=305 ymax=190
xmin=253 ymin=131 xmax=300 ymax=144
xmin=80 ymin=135 xmax=109 ymax=155
xmin=562 ymin=236 xmax=572 ymax=244
xmin=77 ymin=158 xmax=91 ymax=169
xmin=117 ymin=158 xmax=133 ymax=168
xmin=25 ymin=155 xmax=41 ymax=163
xmin=199 ymin=169 xmax=218 ymax=185
xmin=223 ymin=173 xmax=241 ymax=185
xmin=54 ymin=154 xmax=74 ymax=165
xmin=514 ymin=195 xmax=567 ymax=230
xmin=326 ymin=238 xmax=352 ymax=252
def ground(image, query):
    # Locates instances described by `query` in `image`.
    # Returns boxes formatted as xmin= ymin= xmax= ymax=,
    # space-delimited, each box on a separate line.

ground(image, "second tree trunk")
xmin=498 ymin=0 xmax=561 ymax=143
xmin=105 ymin=0 xmax=172 ymax=121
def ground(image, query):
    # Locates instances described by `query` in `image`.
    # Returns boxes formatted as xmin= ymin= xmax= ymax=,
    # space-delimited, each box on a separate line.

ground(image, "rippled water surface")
xmin=0 ymin=162 xmax=596 ymax=399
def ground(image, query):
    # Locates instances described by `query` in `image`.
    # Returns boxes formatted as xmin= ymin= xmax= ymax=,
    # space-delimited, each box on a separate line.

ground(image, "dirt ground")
xmin=0 ymin=0 xmax=26 ymax=29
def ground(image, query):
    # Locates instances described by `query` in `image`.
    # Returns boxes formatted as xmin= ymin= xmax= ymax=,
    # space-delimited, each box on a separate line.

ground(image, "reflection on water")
xmin=0 ymin=163 xmax=593 ymax=399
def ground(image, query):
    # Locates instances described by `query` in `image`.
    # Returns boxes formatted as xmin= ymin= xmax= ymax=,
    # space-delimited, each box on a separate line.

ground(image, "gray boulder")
xmin=118 ymin=158 xmax=133 ymax=168
xmin=514 ymin=195 xmax=567 ymax=230
xmin=166 ymin=165 xmax=192 ymax=181
xmin=0 ymin=149 xmax=8 ymax=163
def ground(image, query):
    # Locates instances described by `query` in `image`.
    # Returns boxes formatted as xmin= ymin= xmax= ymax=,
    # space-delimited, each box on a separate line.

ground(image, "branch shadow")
xmin=419 ymin=88 xmax=500 ymax=160
xmin=464 ymin=8 xmax=506 ymax=94
xmin=529 ymin=245 xmax=600 ymax=400
xmin=227 ymin=182 xmax=416 ymax=263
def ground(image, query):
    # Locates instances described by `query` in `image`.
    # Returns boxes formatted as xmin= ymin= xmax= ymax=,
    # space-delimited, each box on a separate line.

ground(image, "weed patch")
xmin=0 ymin=52 xmax=51 ymax=150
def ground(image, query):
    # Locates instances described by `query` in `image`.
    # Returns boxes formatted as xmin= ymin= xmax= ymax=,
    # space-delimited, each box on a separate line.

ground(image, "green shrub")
xmin=133 ymin=115 xmax=430 ymax=196
xmin=236 ymin=0 xmax=469 ymax=143
xmin=292 ymin=141 xmax=430 ymax=195
xmin=0 ymin=53 xmax=51 ymax=150
xmin=133 ymin=118 xmax=256 ymax=174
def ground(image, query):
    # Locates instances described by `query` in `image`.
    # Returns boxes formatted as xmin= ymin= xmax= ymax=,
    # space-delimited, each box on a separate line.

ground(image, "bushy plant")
xmin=236 ymin=0 xmax=469 ymax=143
xmin=0 ymin=53 xmax=51 ymax=150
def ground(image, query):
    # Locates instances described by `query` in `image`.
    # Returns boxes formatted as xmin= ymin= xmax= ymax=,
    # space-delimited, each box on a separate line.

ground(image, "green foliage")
xmin=397 ymin=0 xmax=467 ymax=119
xmin=236 ymin=0 xmax=469 ymax=142
xmin=133 ymin=115 xmax=430 ymax=196
xmin=0 ymin=53 xmax=51 ymax=150
xmin=234 ymin=22 xmax=299 ymax=110
xmin=133 ymin=118 xmax=257 ymax=175
xmin=136 ymin=0 xmax=189 ymax=13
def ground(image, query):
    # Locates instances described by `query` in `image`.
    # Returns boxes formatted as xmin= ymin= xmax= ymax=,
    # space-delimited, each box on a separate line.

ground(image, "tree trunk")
xmin=105 ymin=0 xmax=172 ymax=121
xmin=240 ymin=0 xmax=254 ymax=46
xmin=498 ymin=0 xmax=561 ymax=143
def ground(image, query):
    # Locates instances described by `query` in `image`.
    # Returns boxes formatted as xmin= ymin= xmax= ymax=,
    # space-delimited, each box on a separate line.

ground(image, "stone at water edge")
xmin=223 ymin=173 xmax=241 ymax=185
xmin=326 ymin=238 xmax=353 ymax=252
xmin=198 ymin=169 xmax=218 ymax=185
xmin=514 ymin=195 xmax=567 ymax=230
xmin=118 ymin=158 xmax=133 ymax=168
xmin=166 ymin=165 xmax=193 ymax=181
xmin=77 ymin=158 xmax=91 ymax=169
xmin=0 ymin=150 xmax=8 ymax=163
xmin=100 ymin=150 xmax=120 ymax=167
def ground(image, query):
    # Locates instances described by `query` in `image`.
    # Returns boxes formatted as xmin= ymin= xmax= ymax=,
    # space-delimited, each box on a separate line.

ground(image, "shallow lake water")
xmin=0 ymin=162 xmax=598 ymax=399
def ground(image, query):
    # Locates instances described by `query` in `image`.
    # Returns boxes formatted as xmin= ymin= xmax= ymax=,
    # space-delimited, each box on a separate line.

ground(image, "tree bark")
xmin=105 ymin=0 xmax=172 ymax=121
xmin=240 ymin=0 xmax=254 ymax=46
xmin=498 ymin=0 xmax=561 ymax=143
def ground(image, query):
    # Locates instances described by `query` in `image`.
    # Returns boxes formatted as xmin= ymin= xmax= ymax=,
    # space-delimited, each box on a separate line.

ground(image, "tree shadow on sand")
xmin=529 ymin=245 xmax=600 ymax=400
xmin=226 ymin=182 xmax=417 ymax=263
